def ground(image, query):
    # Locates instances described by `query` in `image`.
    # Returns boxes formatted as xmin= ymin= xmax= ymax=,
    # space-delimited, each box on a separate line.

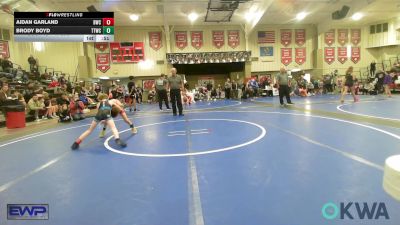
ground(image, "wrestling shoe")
xmin=99 ymin=129 xmax=106 ymax=138
xmin=115 ymin=139 xmax=127 ymax=148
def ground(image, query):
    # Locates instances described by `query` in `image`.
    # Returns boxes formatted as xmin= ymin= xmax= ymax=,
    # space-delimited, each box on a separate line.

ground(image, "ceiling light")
xmin=188 ymin=12 xmax=198 ymax=22
xmin=99 ymin=76 xmax=109 ymax=80
xmin=296 ymin=12 xmax=307 ymax=21
xmin=245 ymin=11 xmax=255 ymax=22
xmin=351 ymin=12 xmax=363 ymax=21
xmin=129 ymin=14 xmax=139 ymax=21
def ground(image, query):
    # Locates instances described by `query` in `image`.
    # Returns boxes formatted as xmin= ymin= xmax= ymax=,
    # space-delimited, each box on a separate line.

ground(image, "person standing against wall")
xmin=224 ymin=78 xmax=232 ymax=99
xmin=275 ymin=67 xmax=294 ymax=106
xmin=127 ymin=76 xmax=138 ymax=112
xmin=370 ymin=61 xmax=376 ymax=78
xmin=167 ymin=68 xmax=184 ymax=116
xmin=232 ymin=80 xmax=238 ymax=99
xmin=155 ymin=74 xmax=170 ymax=111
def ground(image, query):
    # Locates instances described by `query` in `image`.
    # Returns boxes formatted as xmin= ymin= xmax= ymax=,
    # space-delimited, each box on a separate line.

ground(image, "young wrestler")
xmin=71 ymin=93 xmax=126 ymax=150
xmin=99 ymin=98 xmax=138 ymax=138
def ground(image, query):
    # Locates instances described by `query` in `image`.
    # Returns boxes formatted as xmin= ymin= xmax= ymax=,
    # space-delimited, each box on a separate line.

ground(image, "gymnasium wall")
xmin=250 ymin=24 xmax=316 ymax=72
xmin=3 ymin=32 xmax=82 ymax=75
xmin=1 ymin=18 xmax=399 ymax=81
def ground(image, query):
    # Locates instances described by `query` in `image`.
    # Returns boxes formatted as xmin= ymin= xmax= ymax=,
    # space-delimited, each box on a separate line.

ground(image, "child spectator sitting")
xmin=57 ymin=94 xmax=71 ymax=122
xmin=69 ymin=95 xmax=85 ymax=121
xmin=27 ymin=94 xmax=46 ymax=121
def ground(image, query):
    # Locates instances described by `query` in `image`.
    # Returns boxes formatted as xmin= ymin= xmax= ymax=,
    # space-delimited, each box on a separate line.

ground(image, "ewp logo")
xmin=321 ymin=202 xmax=389 ymax=220
xmin=7 ymin=204 xmax=49 ymax=220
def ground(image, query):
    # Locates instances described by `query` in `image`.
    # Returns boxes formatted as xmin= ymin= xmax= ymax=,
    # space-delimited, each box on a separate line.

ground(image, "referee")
xmin=167 ymin=68 xmax=184 ymax=116
xmin=275 ymin=67 xmax=294 ymax=106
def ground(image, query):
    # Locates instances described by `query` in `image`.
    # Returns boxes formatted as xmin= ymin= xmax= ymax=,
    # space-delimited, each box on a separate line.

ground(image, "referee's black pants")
xmin=278 ymin=85 xmax=292 ymax=105
xmin=170 ymin=89 xmax=183 ymax=115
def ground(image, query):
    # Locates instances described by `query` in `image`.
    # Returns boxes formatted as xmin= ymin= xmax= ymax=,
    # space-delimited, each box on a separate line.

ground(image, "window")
xmin=383 ymin=23 xmax=388 ymax=32
xmin=370 ymin=25 xmax=375 ymax=34
xmin=376 ymin=24 xmax=382 ymax=33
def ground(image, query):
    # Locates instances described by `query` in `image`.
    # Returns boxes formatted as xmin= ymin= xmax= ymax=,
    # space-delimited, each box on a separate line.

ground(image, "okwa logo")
xmin=322 ymin=202 xmax=390 ymax=220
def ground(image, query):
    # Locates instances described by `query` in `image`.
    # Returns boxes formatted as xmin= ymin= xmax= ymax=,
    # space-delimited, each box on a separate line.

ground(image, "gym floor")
xmin=0 ymin=95 xmax=399 ymax=225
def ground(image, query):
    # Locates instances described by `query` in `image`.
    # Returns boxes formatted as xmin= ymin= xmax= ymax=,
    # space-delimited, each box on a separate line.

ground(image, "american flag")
xmin=258 ymin=31 xmax=275 ymax=44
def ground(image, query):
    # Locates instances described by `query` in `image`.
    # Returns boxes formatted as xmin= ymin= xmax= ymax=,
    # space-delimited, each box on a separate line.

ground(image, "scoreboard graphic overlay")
xmin=14 ymin=12 xmax=114 ymax=42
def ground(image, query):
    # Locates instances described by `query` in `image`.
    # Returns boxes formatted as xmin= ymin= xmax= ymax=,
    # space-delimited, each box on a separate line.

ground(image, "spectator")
xmin=247 ymin=78 xmax=259 ymax=97
xmin=127 ymin=76 xmax=138 ymax=112
xmin=57 ymin=94 xmax=71 ymax=122
xmin=12 ymin=91 xmax=26 ymax=109
xmin=27 ymin=94 xmax=46 ymax=121
xmin=224 ymin=78 xmax=232 ymax=99
xmin=69 ymin=95 xmax=85 ymax=121
xmin=217 ymin=84 xmax=222 ymax=98
xmin=28 ymin=55 xmax=37 ymax=72
xmin=1 ymin=58 xmax=13 ymax=74
xmin=232 ymin=80 xmax=238 ymax=99
xmin=206 ymin=82 xmax=213 ymax=101
xmin=147 ymin=89 xmax=156 ymax=103
xmin=0 ymin=83 xmax=10 ymax=104
xmin=370 ymin=61 xmax=376 ymax=77
xmin=94 ymin=84 xmax=101 ymax=94
xmin=136 ymin=86 xmax=143 ymax=104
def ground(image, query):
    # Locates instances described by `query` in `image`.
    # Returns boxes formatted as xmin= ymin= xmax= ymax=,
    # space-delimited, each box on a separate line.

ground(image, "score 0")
xmin=102 ymin=18 xmax=114 ymax=26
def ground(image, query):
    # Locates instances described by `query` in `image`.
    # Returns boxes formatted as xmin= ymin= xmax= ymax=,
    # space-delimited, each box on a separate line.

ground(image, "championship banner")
xmin=351 ymin=47 xmax=360 ymax=64
xmin=337 ymin=29 xmax=348 ymax=46
xmin=351 ymin=29 xmax=361 ymax=45
xmin=0 ymin=41 xmax=10 ymax=58
xmin=258 ymin=31 xmax=275 ymax=44
xmin=324 ymin=29 xmax=335 ymax=46
xmin=324 ymin=47 xmax=335 ymax=64
xmin=295 ymin=29 xmax=306 ymax=46
xmin=280 ymin=29 xmax=292 ymax=47
xmin=337 ymin=47 xmax=347 ymax=64
xmin=175 ymin=31 xmax=188 ymax=50
xmin=191 ymin=31 xmax=203 ymax=50
xmin=95 ymin=43 xmax=109 ymax=52
xmin=149 ymin=31 xmax=162 ymax=51
xmin=281 ymin=48 xmax=292 ymax=66
xmin=212 ymin=30 xmax=224 ymax=49
xmin=96 ymin=53 xmax=110 ymax=73
xmin=295 ymin=48 xmax=306 ymax=65
xmin=227 ymin=30 xmax=240 ymax=49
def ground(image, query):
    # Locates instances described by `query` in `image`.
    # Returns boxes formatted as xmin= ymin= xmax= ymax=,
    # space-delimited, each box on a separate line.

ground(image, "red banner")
xmin=351 ymin=47 xmax=360 ymax=64
xmin=324 ymin=47 xmax=335 ymax=64
xmin=95 ymin=43 xmax=109 ymax=52
xmin=191 ymin=31 xmax=203 ymax=50
xmin=96 ymin=53 xmax=110 ymax=73
xmin=325 ymin=29 xmax=335 ymax=46
xmin=227 ymin=30 xmax=240 ymax=49
xmin=295 ymin=29 xmax=306 ymax=46
xmin=281 ymin=48 xmax=292 ymax=66
xmin=337 ymin=47 xmax=347 ymax=64
xmin=295 ymin=48 xmax=306 ymax=65
xmin=175 ymin=31 xmax=187 ymax=50
xmin=337 ymin=29 xmax=348 ymax=46
xmin=149 ymin=32 xmax=162 ymax=51
xmin=280 ymin=29 xmax=292 ymax=47
xmin=351 ymin=29 xmax=361 ymax=45
xmin=212 ymin=30 xmax=224 ymax=49
xmin=0 ymin=41 xmax=10 ymax=58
